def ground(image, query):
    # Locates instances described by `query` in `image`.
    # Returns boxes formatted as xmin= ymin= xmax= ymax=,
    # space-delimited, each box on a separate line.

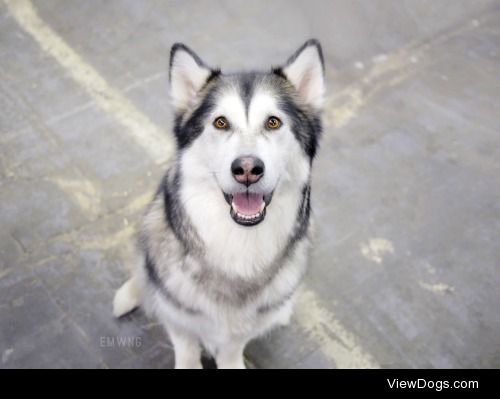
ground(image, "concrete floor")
xmin=1 ymin=0 xmax=499 ymax=368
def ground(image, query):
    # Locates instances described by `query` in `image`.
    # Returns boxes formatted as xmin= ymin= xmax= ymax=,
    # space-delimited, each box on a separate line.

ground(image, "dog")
xmin=113 ymin=39 xmax=325 ymax=368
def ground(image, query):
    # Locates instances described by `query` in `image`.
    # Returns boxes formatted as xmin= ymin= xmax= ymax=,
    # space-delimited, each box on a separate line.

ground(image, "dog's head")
xmin=169 ymin=40 xmax=324 ymax=227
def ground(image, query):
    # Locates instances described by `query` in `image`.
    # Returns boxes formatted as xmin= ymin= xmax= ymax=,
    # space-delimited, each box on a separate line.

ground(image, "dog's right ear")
xmin=169 ymin=43 xmax=217 ymax=112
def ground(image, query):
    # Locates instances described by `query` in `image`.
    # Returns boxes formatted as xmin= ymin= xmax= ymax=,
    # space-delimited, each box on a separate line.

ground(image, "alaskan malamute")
xmin=113 ymin=40 xmax=325 ymax=368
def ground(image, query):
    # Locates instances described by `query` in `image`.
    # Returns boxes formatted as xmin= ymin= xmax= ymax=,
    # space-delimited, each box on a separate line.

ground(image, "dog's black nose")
xmin=231 ymin=156 xmax=265 ymax=186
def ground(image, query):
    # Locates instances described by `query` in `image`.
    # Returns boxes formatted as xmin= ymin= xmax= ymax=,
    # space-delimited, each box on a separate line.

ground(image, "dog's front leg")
xmin=166 ymin=325 xmax=202 ymax=369
xmin=215 ymin=341 xmax=247 ymax=369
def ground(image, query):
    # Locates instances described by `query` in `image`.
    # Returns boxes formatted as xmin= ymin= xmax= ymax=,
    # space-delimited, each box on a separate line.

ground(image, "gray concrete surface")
xmin=1 ymin=0 xmax=499 ymax=368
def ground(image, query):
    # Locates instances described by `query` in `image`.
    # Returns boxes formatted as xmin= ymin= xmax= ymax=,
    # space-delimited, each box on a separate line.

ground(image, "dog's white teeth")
xmin=235 ymin=211 xmax=262 ymax=220
xmin=260 ymin=202 xmax=265 ymax=212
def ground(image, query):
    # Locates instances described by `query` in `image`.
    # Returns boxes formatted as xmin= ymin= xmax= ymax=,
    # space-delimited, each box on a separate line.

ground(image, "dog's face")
xmin=169 ymin=41 xmax=324 ymax=227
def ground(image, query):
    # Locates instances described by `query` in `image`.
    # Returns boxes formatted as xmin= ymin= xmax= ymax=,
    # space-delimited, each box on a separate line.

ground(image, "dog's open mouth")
xmin=223 ymin=191 xmax=273 ymax=226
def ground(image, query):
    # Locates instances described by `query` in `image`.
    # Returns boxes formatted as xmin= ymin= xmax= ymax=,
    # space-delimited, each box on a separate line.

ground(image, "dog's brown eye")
xmin=266 ymin=116 xmax=281 ymax=130
xmin=214 ymin=116 xmax=229 ymax=130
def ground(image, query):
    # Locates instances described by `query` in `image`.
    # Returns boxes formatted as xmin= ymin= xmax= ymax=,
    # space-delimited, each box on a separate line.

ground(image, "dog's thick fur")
xmin=113 ymin=40 xmax=325 ymax=368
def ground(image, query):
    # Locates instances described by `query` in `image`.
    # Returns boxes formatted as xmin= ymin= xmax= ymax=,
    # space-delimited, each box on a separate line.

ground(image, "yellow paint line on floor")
xmin=45 ymin=176 xmax=101 ymax=219
xmin=4 ymin=0 xmax=174 ymax=165
xmin=295 ymin=288 xmax=380 ymax=368
xmin=326 ymin=15 xmax=484 ymax=129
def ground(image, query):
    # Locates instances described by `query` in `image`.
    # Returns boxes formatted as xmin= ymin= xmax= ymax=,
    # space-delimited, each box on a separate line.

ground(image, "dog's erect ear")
xmin=169 ymin=43 xmax=216 ymax=112
xmin=279 ymin=39 xmax=325 ymax=109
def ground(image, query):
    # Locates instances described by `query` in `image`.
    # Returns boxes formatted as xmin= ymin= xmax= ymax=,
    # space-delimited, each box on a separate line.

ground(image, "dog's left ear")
xmin=169 ymin=43 xmax=217 ymax=112
xmin=278 ymin=39 xmax=325 ymax=109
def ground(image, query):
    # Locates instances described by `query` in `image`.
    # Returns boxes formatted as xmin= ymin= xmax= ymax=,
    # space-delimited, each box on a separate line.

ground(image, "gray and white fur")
xmin=113 ymin=40 xmax=325 ymax=368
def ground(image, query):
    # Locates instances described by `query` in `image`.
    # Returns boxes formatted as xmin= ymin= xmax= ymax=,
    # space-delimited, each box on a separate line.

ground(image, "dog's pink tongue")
xmin=232 ymin=193 xmax=264 ymax=215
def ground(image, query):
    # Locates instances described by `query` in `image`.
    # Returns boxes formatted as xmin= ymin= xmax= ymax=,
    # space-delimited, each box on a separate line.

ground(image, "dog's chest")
xmin=163 ymin=236 xmax=309 ymax=324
